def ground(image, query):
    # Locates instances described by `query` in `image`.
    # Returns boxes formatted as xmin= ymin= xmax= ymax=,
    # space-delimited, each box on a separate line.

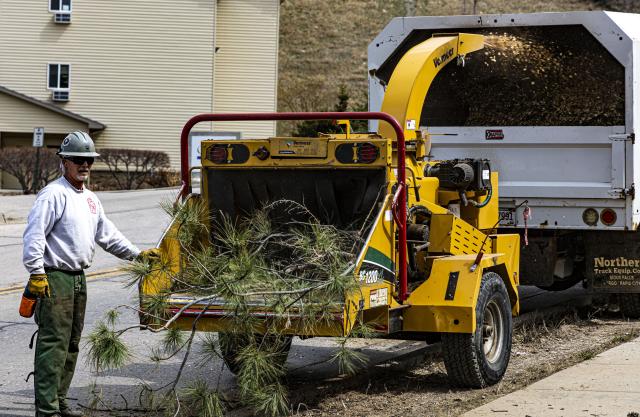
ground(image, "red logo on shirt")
xmin=87 ymin=197 xmax=96 ymax=214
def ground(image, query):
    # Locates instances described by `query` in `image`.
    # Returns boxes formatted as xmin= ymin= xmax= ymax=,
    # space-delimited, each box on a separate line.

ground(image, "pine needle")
xmin=141 ymin=293 xmax=171 ymax=324
xmin=123 ymin=254 xmax=174 ymax=289
xmin=350 ymin=322 xmax=377 ymax=339
xmin=104 ymin=309 xmax=120 ymax=327
xmin=162 ymin=197 xmax=209 ymax=250
xmin=197 ymin=333 xmax=222 ymax=366
xmin=85 ymin=322 xmax=131 ymax=372
xmin=121 ymin=258 xmax=154 ymax=288
xmin=180 ymin=380 xmax=225 ymax=417
xmin=149 ymin=346 xmax=163 ymax=364
xmin=237 ymin=343 xmax=286 ymax=391
xmin=87 ymin=380 xmax=103 ymax=414
xmin=330 ymin=339 xmax=368 ymax=376
xmin=247 ymin=383 xmax=289 ymax=417
xmin=162 ymin=327 xmax=186 ymax=354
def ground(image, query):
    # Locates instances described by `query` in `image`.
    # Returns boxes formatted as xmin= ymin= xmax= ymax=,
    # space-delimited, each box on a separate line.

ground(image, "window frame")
xmin=49 ymin=0 xmax=72 ymax=13
xmin=47 ymin=63 xmax=71 ymax=91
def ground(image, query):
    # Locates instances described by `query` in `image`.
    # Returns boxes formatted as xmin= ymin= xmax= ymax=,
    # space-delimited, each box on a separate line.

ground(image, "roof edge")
xmin=0 ymin=85 xmax=106 ymax=131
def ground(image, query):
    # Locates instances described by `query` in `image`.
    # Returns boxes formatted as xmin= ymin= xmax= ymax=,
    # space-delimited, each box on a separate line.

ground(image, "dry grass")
xmin=513 ymin=309 xmax=579 ymax=345
xmin=289 ymin=308 xmax=640 ymax=417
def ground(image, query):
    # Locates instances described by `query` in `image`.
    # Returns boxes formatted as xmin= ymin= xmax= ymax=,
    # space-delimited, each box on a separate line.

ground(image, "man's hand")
xmin=28 ymin=274 xmax=50 ymax=298
xmin=137 ymin=248 xmax=161 ymax=263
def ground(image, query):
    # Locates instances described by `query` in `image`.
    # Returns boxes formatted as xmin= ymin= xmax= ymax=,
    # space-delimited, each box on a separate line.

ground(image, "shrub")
xmin=98 ymin=148 xmax=171 ymax=190
xmin=0 ymin=147 xmax=60 ymax=194
xmin=145 ymin=168 xmax=181 ymax=188
xmin=292 ymin=85 xmax=368 ymax=137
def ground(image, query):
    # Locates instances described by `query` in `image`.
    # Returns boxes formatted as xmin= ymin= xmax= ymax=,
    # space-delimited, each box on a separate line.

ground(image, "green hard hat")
xmin=57 ymin=131 xmax=100 ymax=157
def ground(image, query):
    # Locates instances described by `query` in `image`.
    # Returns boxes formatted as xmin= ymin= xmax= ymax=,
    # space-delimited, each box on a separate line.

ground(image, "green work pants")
xmin=34 ymin=269 xmax=86 ymax=416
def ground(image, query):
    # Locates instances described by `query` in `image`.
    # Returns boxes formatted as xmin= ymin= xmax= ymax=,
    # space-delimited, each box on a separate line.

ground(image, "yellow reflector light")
xmin=582 ymin=208 xmax=598 ymax=226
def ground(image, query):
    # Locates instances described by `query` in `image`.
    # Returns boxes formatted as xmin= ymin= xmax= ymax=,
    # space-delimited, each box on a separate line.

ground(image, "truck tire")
xmin=619 ymin=294 xmax=640 ymax=319
xmin=218 ymin=333 xmax=292 ymax=375
xmin=441 ymin=271 xmax=513 ymax=388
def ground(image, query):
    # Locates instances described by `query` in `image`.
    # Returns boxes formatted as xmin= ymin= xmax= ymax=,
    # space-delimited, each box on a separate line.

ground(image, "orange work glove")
xmin=28 ymin=273 xmax=50 ymax=298
xmin=137 ymin=248 xmax=161 ymax=262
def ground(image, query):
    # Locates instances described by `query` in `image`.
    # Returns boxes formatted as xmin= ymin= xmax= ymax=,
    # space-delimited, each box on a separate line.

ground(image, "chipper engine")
xmin=140 ymin=33 xmax=520 ymax=388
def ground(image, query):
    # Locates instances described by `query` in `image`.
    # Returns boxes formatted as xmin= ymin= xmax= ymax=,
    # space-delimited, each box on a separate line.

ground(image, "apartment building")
xmin=0 ymin=0 xmax=280 ymax=188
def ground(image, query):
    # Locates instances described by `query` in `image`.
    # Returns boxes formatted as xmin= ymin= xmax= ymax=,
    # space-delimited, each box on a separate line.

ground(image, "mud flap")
xmin=585 ymin=231 xmax=640 ymax=293
xmin=519 ymin=234 xmax=557 ymax=287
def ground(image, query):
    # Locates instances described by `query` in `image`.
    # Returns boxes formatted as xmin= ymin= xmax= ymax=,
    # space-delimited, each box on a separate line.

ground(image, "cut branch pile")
xmin=86 ymin=199 xmax=373 ymax=417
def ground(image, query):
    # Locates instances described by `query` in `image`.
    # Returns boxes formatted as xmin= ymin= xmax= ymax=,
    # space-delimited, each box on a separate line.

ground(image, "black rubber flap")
xmin=206 ymin=168 xmax=386 ymax=229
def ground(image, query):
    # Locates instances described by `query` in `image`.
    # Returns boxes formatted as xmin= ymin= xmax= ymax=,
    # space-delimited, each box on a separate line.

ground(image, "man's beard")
xmin=75 ymin=172 xmax=89 ymax=182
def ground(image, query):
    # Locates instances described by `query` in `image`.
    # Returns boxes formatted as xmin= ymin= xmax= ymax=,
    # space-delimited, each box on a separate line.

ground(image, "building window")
xmin=48 ymin=64 xmax=70 ymax=90
xmin=49 ymin=0 xmax=71 ymax=12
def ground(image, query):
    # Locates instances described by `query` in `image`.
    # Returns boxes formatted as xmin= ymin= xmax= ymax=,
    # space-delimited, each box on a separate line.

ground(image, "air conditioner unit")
xmin=53 ymin=13 xmax=71 ymax=24
xmin=52 ymin=90 xmax=69 ymax=102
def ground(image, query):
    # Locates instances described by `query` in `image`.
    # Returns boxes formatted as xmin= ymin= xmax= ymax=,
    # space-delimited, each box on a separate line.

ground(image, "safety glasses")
xmin=65 ymin=156 xmax=95 ymax=166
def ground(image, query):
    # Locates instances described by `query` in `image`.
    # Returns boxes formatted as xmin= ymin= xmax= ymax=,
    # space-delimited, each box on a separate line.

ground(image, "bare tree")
xmin=462 ymin=0 xmax=478 ymax=14
xmin=39 ymin=151 xmax=63 ymax=190
xmin=0 ymin=147 xmax=60 ymax=194
xmin=98 ymin=148 xmax=171 ymax=190
xmin=404 ymin=0 xmax=416 ymax=16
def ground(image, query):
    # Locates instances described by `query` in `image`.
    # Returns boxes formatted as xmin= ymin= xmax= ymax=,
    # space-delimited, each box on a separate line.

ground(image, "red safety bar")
xmin=179 ymin=112 xmax=409 ymax=302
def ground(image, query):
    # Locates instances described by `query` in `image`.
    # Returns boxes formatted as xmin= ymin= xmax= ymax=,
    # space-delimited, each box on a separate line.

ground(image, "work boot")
xmin=59 ymin=406 xmax=84 ymax=417
xmin=60 ymin=401 xmax=84 ymax=417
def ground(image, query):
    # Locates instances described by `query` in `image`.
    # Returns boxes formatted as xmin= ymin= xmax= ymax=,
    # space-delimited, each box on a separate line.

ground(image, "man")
xmin=23 ymin=131 xmax=157 ymax=417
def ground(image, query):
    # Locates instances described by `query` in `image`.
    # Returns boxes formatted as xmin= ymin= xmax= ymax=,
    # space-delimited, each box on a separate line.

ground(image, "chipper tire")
xmin=218 ymin=332 xmax=293 ymax=375
xmin=619 ymin=294 xmax=640 ymax=319
xmin=441 ymin=271 xmax=512 ymax=388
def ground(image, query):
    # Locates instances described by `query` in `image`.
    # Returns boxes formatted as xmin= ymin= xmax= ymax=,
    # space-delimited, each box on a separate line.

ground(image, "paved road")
xmin=0 ymin=187 xmax=438 ymax=415
xmin=0 ymin=273 xmax=438 ymax=416
xmin=0 ymin=187 xmax=592 ymax=416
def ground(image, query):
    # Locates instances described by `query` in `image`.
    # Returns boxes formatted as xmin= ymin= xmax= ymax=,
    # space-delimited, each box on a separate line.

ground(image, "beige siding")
xmin=0 ymin=93 xmax=86 ymax=133
xmin=213 ymin=0 xmax=279 ymax=137
xmin=0 ymin=0 xmax=216 ymax=167
xmin=0 ymin=0 xmax=280 ymax=172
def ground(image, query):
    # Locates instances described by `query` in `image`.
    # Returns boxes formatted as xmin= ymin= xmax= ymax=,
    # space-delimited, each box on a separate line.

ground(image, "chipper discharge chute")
xmin=140 ymin=33 xmax=520 ymax=388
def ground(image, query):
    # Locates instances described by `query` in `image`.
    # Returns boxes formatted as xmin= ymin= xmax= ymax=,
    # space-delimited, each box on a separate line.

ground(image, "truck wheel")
xmin=441 ymin=272 xmax=513 ymax=388
xmin=218 ymin=333 xmax=293 ymax=375
xmin=619 ymin=294 xmax=640 ymax=319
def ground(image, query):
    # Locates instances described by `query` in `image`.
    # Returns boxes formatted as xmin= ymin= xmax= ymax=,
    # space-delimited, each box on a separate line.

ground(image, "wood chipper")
xmin=140 ymin=33 xmax=520 ymax=388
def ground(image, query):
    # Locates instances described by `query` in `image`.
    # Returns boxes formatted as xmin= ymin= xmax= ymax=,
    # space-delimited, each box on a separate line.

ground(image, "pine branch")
xmin=112 ymin=199 xmax=376 ymax=416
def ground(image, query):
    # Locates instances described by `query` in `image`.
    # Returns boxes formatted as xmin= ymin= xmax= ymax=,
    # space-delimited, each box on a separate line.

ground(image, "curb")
xmin=0 ymin=267 xmax=124 ymax=295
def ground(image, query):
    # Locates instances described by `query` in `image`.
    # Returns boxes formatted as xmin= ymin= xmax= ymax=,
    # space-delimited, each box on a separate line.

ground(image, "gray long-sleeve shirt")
xmin=23 ymin=177 xmax=141 ymax=275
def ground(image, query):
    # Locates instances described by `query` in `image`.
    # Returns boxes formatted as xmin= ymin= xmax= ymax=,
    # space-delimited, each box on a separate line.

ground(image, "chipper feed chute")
xmin=139 ymin=33 xmax=520 ymax=389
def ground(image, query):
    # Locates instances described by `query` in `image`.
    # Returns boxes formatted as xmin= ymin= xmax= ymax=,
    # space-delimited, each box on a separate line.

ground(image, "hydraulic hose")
xmin=470 ymin=162 xmax=493 ymax=209
xmin=473 ymin=185 xmax=493 ymax=208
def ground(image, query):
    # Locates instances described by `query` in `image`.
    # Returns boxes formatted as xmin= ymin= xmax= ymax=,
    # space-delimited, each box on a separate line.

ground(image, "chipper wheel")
xmin=441 ymin=272 xmax=513 ymax=388
xmin=218 ymin=332 xmax=293 ymax=375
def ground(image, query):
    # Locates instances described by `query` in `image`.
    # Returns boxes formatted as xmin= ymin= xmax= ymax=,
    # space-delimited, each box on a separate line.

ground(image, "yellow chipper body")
xmin=140 ymin=33 xmax=520 ymax=388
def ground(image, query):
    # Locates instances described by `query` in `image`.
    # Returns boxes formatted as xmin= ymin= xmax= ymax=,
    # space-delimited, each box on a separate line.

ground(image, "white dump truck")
xmin=368 ymin=11 xmax=640 ymax=314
